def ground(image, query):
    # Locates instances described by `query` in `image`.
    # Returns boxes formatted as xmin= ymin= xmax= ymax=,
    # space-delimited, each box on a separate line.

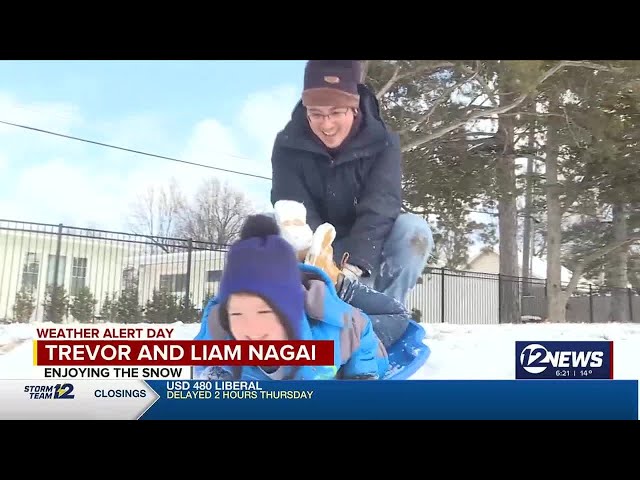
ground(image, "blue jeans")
xmin=337 ymin=276 xmax=413 ymax=348
xmin=263 ymin=211 xmax=432 ymax=347
xmin=333 ymin=213 xmax=434 ymax=306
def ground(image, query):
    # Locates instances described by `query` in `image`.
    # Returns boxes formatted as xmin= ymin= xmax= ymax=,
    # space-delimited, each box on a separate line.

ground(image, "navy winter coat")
xmin=270 ymin=84 xmax=402 ymax=275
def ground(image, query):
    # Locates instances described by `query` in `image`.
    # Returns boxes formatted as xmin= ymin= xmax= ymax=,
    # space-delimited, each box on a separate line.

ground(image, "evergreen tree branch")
xmin=374 ymin=61 xmax=456 ymax=100
xmin=376 ymin=65 xmax=401 ymax=101
xmin=401 ymin=60 xmax=625 ymax=153
xmin=399 ymin=66 xmax=481 ymax=137
xmin=460 ymin=64 xmax=498 ymax=107
xmin=565 ymin=235 xmax=640 ymax=298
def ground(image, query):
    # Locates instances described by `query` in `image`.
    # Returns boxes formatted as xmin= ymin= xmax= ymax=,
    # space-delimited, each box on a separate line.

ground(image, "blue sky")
xmin=0 ymin=60 xmax=307 ymax=231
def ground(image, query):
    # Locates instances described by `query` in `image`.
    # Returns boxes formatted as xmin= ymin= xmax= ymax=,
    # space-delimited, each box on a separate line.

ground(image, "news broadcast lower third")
xmin=0 ymin=322 xmax=637 ymax=420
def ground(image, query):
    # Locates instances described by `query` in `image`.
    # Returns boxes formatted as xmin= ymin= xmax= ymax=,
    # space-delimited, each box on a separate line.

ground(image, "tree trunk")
xmin=609 ymin=203 xmax=630 ymax=322
xmin=545 ymin=93 xmax=565 ymax=322
xmin=496 ymin=82 xmax=520 ymax=324
xmin=522 ymin=118 xmax=536 ymax=295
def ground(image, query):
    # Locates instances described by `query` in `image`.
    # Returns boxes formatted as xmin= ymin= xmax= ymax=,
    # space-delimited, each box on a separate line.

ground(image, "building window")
xmin=21 ymin=252 xmax=39 ymax=291
xmin=159 ymin=274 xmax=187 ymax=294
xmin=206 ymin=270 xmax=223 ymax=283
xmin=71 ymin=257 xmax=87 ymax=295
xmin=122 ymin=267 xmax=137 ymax=291
xmin=46 ymin=254 xmax=66 ymax=287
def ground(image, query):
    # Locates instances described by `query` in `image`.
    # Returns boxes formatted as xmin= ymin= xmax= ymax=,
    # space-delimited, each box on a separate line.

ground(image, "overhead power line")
xmin=1 ymin=118 xmax=504 ymax=218
xmin=0 ymin=119 xmax=272 ymax=181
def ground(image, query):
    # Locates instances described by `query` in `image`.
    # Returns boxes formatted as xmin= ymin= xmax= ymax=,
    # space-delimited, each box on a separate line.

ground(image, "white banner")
xmin=0 ymin=379 xmax=159 ymax=420
xmin=25 ymin=365 xmax=193 ymax=380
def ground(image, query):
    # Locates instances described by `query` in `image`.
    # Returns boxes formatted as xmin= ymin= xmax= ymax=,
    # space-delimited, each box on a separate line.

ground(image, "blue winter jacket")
xmin=192 ymin=264 xmax=390 ymax=381
xmin=270 ymin=83 xmax=402 ymax=276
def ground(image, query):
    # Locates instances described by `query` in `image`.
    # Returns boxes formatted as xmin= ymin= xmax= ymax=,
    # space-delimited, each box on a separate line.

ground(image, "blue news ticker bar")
xmin=141 ymin=380 xmax=639 ymax=420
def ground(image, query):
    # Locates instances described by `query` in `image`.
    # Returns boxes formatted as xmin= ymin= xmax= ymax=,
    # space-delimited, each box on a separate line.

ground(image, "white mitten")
xmin=274 ymin=200 xmax=313 ymax=259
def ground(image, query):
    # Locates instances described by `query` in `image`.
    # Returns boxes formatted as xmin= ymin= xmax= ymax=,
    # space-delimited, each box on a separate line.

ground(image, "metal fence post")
xmin=498 ymin=273 xmax=502 ymax=324
xmin=589 ymin=284 xmax=594 ymax=324
xmin=440 ymin=267 xmax=445 ymax=323
xmin=52 ymin=223 xmax=63 ymax=291
xmin=185 ymin=239 xmax=193 ymax=308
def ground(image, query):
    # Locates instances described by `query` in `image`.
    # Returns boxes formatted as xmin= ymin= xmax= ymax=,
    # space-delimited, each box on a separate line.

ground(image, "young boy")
xmin=193 ymin=214 xmax=390 ymax=381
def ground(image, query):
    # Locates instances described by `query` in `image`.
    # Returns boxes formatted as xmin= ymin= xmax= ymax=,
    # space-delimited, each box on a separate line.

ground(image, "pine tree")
xmin=70 ymin=287 xmax=97 ymax=323
xmin=42 ymin=285 xmax=69 ymax=323
xmin=539 ymin=60 xmax=640 ymax=321
xmin=145 ymin=289 xmax=180 ymax=323
xmin=13 ymin=289 xmax=35 ymax=323
xmin=115 ymin=280 xmax=142 ymax=324
xmin=178 ymin=295 xmax=200 ymax=323
xmin=100 ymin=293 xmax=118 ymax=322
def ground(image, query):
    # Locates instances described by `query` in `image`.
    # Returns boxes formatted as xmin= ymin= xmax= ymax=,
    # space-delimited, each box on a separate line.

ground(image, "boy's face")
xmin=227 ymin=293 xmax=289 ymax=341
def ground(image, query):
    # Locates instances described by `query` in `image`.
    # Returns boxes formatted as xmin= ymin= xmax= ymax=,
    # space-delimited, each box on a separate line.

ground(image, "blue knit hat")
xmin=217 ymin=215 xmax=305 ymax=340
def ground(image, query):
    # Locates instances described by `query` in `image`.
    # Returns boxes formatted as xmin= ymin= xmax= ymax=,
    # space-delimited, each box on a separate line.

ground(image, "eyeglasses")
xmin=307 ymin=109 xmax=350 ymax=123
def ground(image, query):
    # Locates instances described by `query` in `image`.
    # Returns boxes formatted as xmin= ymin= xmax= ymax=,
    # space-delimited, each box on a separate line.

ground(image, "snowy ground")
xmin=1 ymin=321 xmax=639 ymax=380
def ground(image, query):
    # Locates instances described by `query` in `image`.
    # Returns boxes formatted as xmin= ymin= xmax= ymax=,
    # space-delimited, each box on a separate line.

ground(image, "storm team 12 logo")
xmin=515 ymin=341 xmax=613 ymax=379
xmin=24 ymin=383 xmax=75 ymax=399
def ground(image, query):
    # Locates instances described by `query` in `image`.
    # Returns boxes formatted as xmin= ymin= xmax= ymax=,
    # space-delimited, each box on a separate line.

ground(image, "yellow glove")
xmin=304 ymin=223 xmax=345 ymax=285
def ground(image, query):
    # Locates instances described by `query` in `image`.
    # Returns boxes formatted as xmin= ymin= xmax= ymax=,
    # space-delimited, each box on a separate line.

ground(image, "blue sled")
xmin=192 ymin=319 xmax=431 ymax=381
xmin=382 ymin=320 xmax=431 ymax=380
xmin=192 ymin=299 xmax=430 ymax=380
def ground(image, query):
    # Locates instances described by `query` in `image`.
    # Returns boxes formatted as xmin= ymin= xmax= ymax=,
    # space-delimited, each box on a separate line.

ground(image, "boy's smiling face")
xmin=227 ymin=293 xmax=289 ymax=341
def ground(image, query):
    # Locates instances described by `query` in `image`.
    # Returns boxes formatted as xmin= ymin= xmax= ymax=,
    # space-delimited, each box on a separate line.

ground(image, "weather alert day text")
xmin=36 ymin=327 xmax=174 ymax=339
xmin=32 ymin=327 xmax=192 ymax=379
xmin=33 ymin=340 xmax=334 ymax=367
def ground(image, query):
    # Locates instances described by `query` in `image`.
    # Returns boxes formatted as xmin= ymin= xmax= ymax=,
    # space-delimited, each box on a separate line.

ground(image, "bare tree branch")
xmin=178 ymin=177 xmax=254 ymax=245
xmin=127 ymin=181 xmax=186 ymax=253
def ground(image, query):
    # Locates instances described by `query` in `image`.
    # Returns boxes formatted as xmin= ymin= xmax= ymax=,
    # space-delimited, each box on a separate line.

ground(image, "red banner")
xmin=33 ymin=340 xmax=335 ymax=366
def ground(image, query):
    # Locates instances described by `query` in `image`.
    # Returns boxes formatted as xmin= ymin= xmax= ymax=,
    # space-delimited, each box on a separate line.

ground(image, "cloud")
xmin=120 ymin=117 xmax=273 ymax=215
xmin=0 ymin=92 xmax=81 ymax=135
xmin=182 ymin=119 xmax=239 ymax=170
xmin=0 ymin=84 xmax=297 ymax=231
xmin=0 ymin=92 xmax=89 ymax=223
xmin=237 ymin=84 xmax=299 ymax=167
xmin=119 ymin=118 xmax=249 ymax=211
xmin=1 ymin=157 xmax=122 ymax=228
xmin=0 ymin=93 xmax=84 ymax=159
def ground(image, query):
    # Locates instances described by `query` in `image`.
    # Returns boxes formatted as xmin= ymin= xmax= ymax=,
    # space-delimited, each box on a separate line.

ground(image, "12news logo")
xmin=25 ymin=383 xmax=75 ymax=400
xmin=515 ymin=341 xmax=613 ymax=379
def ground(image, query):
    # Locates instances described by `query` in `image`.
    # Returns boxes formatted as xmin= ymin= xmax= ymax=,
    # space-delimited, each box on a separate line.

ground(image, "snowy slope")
xmin=1 ymin=321 xmax=639 ymax=380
